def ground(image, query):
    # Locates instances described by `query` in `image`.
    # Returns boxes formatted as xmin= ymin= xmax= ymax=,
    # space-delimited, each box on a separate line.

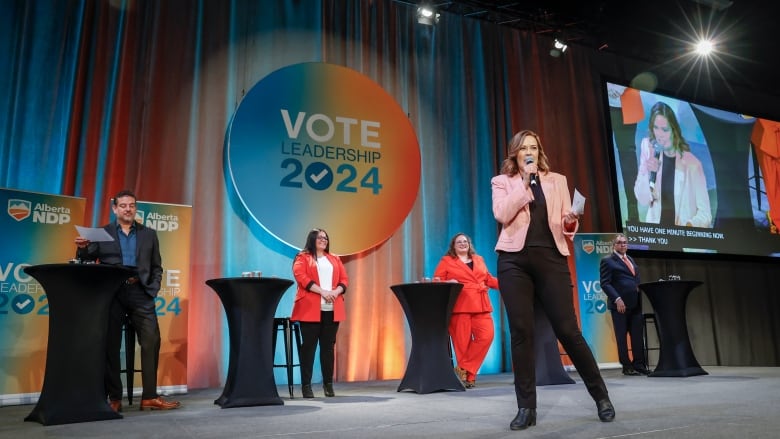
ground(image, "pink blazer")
xmin=291 ymin=252 xmax=349 ymax=322
xmin=433 ymin=254 xmax=499 ymax=313
xmin=634 ymin=137 xmax=712 ymax=227
xmin=491 ymin=172 xmax=578 ymax=255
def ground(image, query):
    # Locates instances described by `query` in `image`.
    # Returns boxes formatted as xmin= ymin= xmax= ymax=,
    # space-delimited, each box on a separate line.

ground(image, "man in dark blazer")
xmin=599 ymin=234 xmax=650 ymax=375
xmin=75 ymin=189 xmax=180 ymax=411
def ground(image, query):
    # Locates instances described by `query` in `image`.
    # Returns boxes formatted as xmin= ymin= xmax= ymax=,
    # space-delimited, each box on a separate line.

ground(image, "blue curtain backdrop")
xmin=1 ymin=0 xmax=615 ymax=388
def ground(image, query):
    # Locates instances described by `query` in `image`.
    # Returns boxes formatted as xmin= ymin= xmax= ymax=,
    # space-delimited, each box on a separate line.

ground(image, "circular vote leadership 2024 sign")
xmin=225 ymin=62 xmax=421 ymax=255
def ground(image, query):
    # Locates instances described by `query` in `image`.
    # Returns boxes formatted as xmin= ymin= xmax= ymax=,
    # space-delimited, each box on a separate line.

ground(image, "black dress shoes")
xmin=323 ymin=382 xmax=335 ymax=397
xmin=509 ymin=408 xmax=537 ymax=430
xmin=596 ymin=399 xmax=615 ymax=422
xmin=634 ymin=366 xmax=652 ymax=375
xmin=302 ymin=384 xmax=314 ymax=398
xmin=622 ymin=366 xmax=640 ymax=376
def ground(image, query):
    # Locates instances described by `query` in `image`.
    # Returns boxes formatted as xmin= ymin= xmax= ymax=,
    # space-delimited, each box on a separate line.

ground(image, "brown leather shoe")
xmin=454 ymin=366 xmax=467 ymax=382
xmin=140 ymin=396 xmax=181 ymax=410
xmin=109 ymin=399 xmax=122 ymax=413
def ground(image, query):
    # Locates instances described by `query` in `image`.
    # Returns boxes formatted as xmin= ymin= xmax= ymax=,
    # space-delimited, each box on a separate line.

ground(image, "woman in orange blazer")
xmin=291 ymin=228 xmax=348 ymax=398
xmin=433 ymin=233 xmax=498 ymax=388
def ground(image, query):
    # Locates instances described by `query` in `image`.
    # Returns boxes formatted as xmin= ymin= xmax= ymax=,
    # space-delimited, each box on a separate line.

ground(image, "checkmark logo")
xmin=310 ymin=168 xmax=329 ymax=183
xmin=304 ymin=163 xmax=333 ymax=191
xmin=11 ymin=294 xmax=35 ymax=315
xmin=15 ymin=298 xmax=32 ymax=310
xmin=594 ymin=300 xmax=607 ymax=313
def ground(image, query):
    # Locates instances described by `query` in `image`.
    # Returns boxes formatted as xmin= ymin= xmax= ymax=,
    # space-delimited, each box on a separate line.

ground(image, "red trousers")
xmin=449 ymin=312 xmax=494 ymax=380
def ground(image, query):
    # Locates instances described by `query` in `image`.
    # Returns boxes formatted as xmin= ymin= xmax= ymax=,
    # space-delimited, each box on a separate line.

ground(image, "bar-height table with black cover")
xmin=206 ymin=277 xmax=294 ymax=407
xmin=23 ymin=263 xmax=135 ymax=425
xmin=534 ymin=306 xmax=575 ymax=385
xmin=639 ymin=280 xmax=708 ymax=377
xmin=391 ymin=282 xmax=465 ymax=394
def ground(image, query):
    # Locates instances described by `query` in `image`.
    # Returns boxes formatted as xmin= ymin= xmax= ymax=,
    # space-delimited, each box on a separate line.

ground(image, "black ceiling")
xmin=430 ymin=0 xmax=779 ymax=98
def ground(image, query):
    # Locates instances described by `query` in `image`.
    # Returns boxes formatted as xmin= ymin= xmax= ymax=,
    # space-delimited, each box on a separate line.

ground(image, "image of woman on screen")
xmin=634 ymin=102 xmax=712 ymax=227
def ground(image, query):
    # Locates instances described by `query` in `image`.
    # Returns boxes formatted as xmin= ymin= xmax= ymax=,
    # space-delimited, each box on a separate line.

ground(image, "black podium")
xmin=391 ymin=282 xmax=465 ymax=394
xmin=639 ymin=280 xmax=707 ymax=377
xmin=23 ymin=263 xmax=134 ymax=425
xmin=206 ymin=277 xmax=294 ymax=407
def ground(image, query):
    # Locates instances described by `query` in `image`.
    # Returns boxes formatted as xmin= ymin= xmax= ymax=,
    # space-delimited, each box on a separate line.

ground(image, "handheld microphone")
xmin=649 ymin=141 xmax=662 ymax=189
xmin=524 ymin=156 xmax=537 ymax=186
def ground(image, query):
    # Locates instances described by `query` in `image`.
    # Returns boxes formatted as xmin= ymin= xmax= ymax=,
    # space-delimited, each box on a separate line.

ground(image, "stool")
xmin=272 ymin=317 xmax=302 ymax=398
xmin=643 ymin=313 xmax=661 ymax=366
xmin=119 ymin=315 xmax=142 ymax=405
xmin=448 ymin=336 xmax=454 ymax=366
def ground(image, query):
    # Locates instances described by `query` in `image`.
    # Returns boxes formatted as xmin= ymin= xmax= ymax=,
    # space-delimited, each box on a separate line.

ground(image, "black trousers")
xmin=105 ymin=282 xmax=161 ymax=400
xmin=497 ymin=247 xmax=609 ymax=409
xmin=610 ymin=106 xmax=639 ymax=222
xmin=299 ymin=311 xmax=339 ymax=385
xmin=610 ymin=304 xmax=647 ymax=369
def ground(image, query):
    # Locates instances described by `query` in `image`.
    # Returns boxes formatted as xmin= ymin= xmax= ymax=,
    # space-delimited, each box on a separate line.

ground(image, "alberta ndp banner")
xmin=225 ymin=62 xmax=421 ymax=255
xmin=572 ymin=233 xmax=621 ymax=366
xmin=0 ymin=188 xmax=86 ymax=406
xmin=112 ymin=200 xmax=192 ymax=397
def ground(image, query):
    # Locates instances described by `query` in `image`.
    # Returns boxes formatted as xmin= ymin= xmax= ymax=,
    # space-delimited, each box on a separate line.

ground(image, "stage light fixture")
xmin=416 ymin=5 xmax=440 ymax=26
xmin=549 ymin=38 xmax=568 ymax=58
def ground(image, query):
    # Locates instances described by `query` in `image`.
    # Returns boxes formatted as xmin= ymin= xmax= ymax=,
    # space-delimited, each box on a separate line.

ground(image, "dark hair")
xmin=500 ymin=130 xmax=551 ymax=176
xmin=112 ymin=189 xmax=137 ymax=205
xmin=446 ymin=233 xmax=475 ymax=258
xmin=302 ymin=228 xmax=330 ymax=256
xmin=648 ymin=102 xmax=690 ymax=153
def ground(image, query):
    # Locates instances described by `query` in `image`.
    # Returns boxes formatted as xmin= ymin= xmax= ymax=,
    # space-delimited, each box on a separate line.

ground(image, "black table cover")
xmin=391 ymin=282 xmax=465 ymax=394
xmin=534 ymin=306 xmax=575 ymax=385
xmin=640 ymin=280 xmax=707 ymax=377
xmin=206 ymin=277 xmax=294 ymax=407
xmin=23 ymin=263 xmax=134 ymax=425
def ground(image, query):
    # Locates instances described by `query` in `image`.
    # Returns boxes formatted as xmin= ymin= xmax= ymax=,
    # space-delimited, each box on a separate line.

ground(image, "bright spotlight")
xmin=550 ymin=38 xmax=568 ymax=57
xmin=694 ymin=39 xmax=714 ymax=56
xmin=416 ymin=6 xmax=440 ymax=26
xmin=554 ymin=38 xmax=568 ymax=53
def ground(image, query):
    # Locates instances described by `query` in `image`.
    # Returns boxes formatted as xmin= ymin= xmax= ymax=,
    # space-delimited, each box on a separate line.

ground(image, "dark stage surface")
xmin=1 ymin=366 xmax=779 ymax=438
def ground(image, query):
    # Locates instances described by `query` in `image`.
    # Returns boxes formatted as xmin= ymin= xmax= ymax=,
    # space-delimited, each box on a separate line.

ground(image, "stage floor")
xmin=2 ymin=366 xmax=779 ymax=438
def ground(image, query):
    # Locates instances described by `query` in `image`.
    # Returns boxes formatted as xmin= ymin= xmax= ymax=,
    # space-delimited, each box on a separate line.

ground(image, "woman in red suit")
xmin=434 ymin=233 xmax=498 ymax=388
xmin=291 ymin=228 xmax=349 ymax=398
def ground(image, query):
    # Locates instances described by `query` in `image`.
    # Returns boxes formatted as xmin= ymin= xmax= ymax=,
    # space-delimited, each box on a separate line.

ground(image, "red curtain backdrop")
xmin=3 ymin=1 xmax=779 ymax=391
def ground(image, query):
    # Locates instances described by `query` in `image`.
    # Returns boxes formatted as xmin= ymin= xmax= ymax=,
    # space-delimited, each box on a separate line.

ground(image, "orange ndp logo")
xmin=7 ymin=199 xmax=31 ymax=221
xmin=581 ymin=240 xmax=595 ymax=254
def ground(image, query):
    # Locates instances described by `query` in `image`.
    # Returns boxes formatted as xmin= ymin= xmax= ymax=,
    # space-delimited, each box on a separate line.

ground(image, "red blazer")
xmin=291 ymin=252 xmax=349 ymax=322
xmin=433 ymin=254 xmax=498 ymax=313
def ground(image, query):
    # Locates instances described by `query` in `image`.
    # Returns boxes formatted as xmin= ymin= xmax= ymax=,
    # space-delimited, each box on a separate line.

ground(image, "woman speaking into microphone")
xmin=491 ymin=129 xmax=614 ymax=431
